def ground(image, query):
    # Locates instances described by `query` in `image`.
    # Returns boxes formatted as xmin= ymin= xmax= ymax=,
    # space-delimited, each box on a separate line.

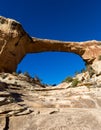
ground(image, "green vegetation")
xmin=34 ymin=75 xmax=42 ymax=83
xmin=86 ymin=65 xmax=95 ymax=78
xmin=62 ymin=76 xmax=79 ymax=87
xmin=98 ymin=55 xmax=101 ymax=60
xmin=71 ymin=78 xmax=79 ymax=87
xmin=62 ymin=76 xmax=73 ymax=83
xmin=24 ymin=72 xmax=31 ymax=78
xmin=8 ymin=96 xmax=16 ymax=103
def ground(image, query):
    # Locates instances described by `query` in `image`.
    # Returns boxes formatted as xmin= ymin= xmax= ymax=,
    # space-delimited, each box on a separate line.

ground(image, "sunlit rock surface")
xmin=0 ymin=16 xmax=101 ymax=74
xmin=0 ymin=16 xmax=101 ymax=130
xmin=0 ymin=72 xmax=101 ymax=129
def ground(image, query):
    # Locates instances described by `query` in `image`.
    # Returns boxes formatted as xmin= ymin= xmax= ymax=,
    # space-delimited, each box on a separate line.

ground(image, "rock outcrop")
xmin=1 ymin=16 xmax=101 ymax=129
xmin=0 ymin=16 xmax=101 ymax=73
xmin=0 ymin=72 xmax=101 ymax=129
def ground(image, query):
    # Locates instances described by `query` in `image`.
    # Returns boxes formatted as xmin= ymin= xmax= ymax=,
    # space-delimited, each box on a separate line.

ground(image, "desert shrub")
xmin=8 ymin=96 xmax=16 ymax=103
xmin=24 ymin=72 xmax=30 ymax=78
xmin=86 ymin=65 xmax=95 ymax=78
xmin=62 ymin=76 xmax=73 ymax=83
xmin=34 ymin=75 xmax=42 ymax=83
xmin=98 ymin=55 xmax=101 ymax=60
xmin=71 ymin=78 xmax=79 ymax=87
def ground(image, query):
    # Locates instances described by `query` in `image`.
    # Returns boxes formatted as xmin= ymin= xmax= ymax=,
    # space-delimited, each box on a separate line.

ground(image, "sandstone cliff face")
xmin=0 ymin=16 xmax=101 ymax=73
xmin=0 ymin=16 xmax=33 ymax=72
xmin=1 ymin=16 xmax=101 ymax=130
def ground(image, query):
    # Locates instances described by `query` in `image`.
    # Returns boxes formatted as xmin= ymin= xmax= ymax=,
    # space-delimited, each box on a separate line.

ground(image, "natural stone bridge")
xmin=0 ymin=16 xmax=101 ymax=73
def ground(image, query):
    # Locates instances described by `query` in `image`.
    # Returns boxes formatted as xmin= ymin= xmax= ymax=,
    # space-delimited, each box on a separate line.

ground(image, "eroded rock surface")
xmin=0 ymin=16 xmax=101 ymax=73
xmin=1 ymin=16 xmax=101 ymax=130
xmin=0 ymin=72 xmax=100 ymax=129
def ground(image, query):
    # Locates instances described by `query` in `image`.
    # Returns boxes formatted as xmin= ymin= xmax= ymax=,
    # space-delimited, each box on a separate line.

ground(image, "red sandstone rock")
xmin=0 ymin=16 xmax=101 ymax=73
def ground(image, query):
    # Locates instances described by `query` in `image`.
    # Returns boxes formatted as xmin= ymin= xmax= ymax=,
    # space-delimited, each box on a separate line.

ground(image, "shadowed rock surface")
xmin=0 ymin=72 xmax=101 ymax=129
xmin=0 ymin=16 xmax=101 ymax=73
xmin=0 ymin=16 xmax=101 ymax=130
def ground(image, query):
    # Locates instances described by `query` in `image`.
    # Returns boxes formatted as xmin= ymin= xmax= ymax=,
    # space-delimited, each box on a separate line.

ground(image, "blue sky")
xmin=0 ymin=0 xmax=100 ymax=84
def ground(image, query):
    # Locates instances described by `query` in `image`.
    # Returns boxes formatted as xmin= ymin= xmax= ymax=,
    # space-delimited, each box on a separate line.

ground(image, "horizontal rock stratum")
xmin=0 ymin=16 xmax=101 ymax=73
xmin=0 ymin=72 xmax=101 ymax=129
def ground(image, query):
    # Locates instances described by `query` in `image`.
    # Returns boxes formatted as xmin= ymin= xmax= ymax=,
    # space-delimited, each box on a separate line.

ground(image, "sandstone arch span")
xmin=0 ymin=16 xmax=101 ymax=73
